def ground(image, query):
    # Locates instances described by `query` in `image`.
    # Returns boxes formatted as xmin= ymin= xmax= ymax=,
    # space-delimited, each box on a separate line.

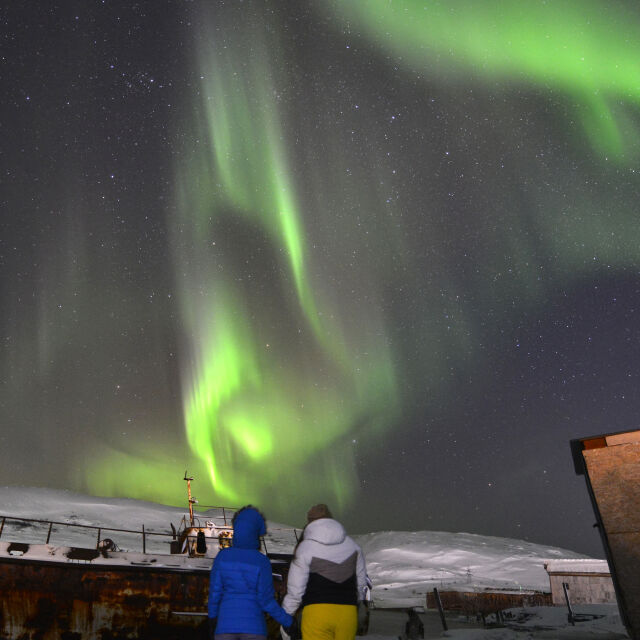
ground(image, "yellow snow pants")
xmin=301 ymin=604 xmax=358 ymax=640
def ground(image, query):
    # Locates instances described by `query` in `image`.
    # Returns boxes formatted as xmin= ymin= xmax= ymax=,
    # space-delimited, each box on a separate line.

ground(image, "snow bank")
xmin=354 ymin=530 xmax=589 ymax=607
xmin=0 ymin=487 xmax=594 ymax=601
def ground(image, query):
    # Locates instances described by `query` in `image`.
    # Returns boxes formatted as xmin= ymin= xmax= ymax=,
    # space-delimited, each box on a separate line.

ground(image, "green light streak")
xmin=202 ymin=46 xmax=314 ymax=327
xmin=326 ymin=0 xmax=640 ymax=158
xmin=82 ymin=445 xmax=191 ymax=507
xmin=164 ymin=9 xmax=399 ymax=510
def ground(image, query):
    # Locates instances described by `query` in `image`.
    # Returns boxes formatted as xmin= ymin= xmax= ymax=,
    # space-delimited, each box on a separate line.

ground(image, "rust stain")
xmin=583 ymin=441 xmax=640 ymax=640
xmin=1 ymin=560 xmax=204 ymax=639
xmin=0 ymin=556 xmax=290 ymax=640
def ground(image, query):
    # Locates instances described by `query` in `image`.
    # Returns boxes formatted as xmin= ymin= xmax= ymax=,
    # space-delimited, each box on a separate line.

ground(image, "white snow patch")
xmin=0 ymin=487 xmax=625 ymax=639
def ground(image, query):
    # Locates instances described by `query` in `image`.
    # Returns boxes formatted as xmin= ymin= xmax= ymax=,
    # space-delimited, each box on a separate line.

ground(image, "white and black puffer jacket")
xmin=282 ymin=518 xmax=367 ymax=614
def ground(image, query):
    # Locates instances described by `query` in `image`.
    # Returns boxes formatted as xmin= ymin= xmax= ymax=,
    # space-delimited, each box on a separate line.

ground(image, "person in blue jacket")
xmin=208 ymin=505 xmax=298 ymax=640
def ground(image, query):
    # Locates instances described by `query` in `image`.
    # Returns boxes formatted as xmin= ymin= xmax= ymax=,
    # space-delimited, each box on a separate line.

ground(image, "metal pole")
xmin=222 ymin=507 xmax=227 ymax=525
xmin=97 ymin=528 xmax=102 ymax=549
xmin=433 ymin=588 xmax=448 ymax=631
xmin=294 ymin=529 xmax=299 ymax=543
xmin=185 ymin=475 xmax=195 ymax=527
xmin=46 ymin=522 xmax=53 ymax=544
xmin=0 ymin=517 xmax=5 ymax=540
xmin=562 ymin=582 xmax=575 ymax=626
xmin=142 ymin=524 xmax=146 ymax=554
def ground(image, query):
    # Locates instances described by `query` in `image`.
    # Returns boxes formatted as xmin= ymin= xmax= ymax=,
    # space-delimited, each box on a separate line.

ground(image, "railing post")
xmin=97 ymin=528 xmax=102 ymax=549
xmin=0 ymin=517 xmax=5 ymax=540
xmin=46 ymin=522 xmax=53 ymax=544
xmin=293 ymin=529 xmax=299 ymax=543
xmin=222 ymin=507 xmax=227 ymax=525
xmin=142 ymin=524 xmax=146 ymax=554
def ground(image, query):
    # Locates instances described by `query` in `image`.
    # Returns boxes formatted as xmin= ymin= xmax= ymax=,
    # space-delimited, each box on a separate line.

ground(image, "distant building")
xmin=544 ymin=558 xmax=616 ymax=605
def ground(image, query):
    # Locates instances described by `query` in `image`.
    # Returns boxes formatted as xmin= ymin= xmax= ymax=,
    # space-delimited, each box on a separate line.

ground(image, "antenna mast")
xmin=184 ymin=471 xmax=197 ymax=527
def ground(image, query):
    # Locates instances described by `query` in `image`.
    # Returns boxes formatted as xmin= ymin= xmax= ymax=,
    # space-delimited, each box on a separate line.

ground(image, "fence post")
xmin=433 ymin=588 xmax=448 ymax=631
xmin=46 ymin=522 xmax=53 ymax=544
xmin=222 ymin=507 xmax=227 ymax=525
xmin=0 ymin=517 xmax=5 ymax=540
xmin=562 ymin=582 xmax=575 ymax=625
xmin=142 ymin=524 xmax=146 ymax=554
xmin=96 ymin=528 xmax=102 ymax=549
xmin=294 ymin=529 xmax=299 ymax=543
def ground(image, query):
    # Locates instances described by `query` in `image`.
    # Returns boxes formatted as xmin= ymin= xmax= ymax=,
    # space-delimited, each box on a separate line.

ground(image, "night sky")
xmin=3 ymin=1 xmax=640 ymax=558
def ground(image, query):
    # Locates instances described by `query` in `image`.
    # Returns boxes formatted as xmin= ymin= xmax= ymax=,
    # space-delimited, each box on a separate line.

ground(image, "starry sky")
xmin=2 ymin=1 xmax=640 ymax=557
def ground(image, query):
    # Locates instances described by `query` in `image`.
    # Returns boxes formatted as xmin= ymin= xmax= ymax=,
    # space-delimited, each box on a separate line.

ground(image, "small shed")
xmin=544 ymin=558 xmax=616 ymax=605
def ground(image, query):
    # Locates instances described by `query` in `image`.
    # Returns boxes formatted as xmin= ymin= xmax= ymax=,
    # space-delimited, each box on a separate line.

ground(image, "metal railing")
xmin=0 ymin=513 xmax=301 ymax=556
xmin=0 ymin=514 xmax=174 ymax=553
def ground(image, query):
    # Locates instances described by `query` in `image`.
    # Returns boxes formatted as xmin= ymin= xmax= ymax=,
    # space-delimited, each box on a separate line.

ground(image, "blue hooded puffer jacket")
xmin=208 ymin=507 xmax=293 ymax=635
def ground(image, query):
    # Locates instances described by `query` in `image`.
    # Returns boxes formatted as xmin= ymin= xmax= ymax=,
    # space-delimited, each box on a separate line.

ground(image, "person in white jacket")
xmin=282 ymin=504 xmax=367 ymax=640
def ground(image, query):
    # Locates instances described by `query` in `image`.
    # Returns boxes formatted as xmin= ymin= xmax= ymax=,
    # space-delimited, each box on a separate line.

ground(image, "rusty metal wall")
xmin=426 ymin=590 xmax=551 ymax=615
xmin=547 ymin=574 xmax=617 ymax=605
xmin=0 ymin=558 xmax=210 ymax=639
xmin=583 ymin=441 xmax=640 ymax=640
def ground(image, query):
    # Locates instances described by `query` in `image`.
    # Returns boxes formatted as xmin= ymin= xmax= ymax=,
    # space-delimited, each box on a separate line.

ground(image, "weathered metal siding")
xmin=547 ymin=573 xmax=617 ymax=605
xmin=582 ymin=437 xmax=640 ymax=639
xmin=426 ymin=590 xmax=551 ymax=615
xmin=0 ymin=557 xmax=210 ymax=639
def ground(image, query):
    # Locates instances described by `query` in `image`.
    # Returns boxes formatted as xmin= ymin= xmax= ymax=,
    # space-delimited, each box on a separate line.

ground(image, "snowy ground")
xmin=366 ymin=606 xmax=627 ymax=640
xmin=0 ymin=487 xmax=628 ymax=639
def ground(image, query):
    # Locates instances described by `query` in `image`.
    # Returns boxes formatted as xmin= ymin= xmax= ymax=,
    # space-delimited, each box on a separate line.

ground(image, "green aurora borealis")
xmin=174 ymin=8 xmax=400 ymax=510
xmin=331 ymin=0 xmax=640 ymax=158
xmin=84 ymin=4 xmax=401 ymax=511
xmin=2 ymin=0 xmax=640 ymax=552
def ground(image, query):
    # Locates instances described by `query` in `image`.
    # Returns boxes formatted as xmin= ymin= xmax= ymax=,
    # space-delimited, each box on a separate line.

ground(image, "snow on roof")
xmin=544 ymin=558 xmax=611 ymax=574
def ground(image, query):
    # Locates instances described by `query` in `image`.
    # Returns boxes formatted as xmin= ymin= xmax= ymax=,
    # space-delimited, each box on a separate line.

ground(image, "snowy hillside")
xmin=0 ymin=487 xmax=626 ymax=639
xmin=0 ymin=486 xmax=299 ymax=554
xmin=355 ymin=530 xmax=588 ymax=607
xmin=0 ymin=486 xmax=590 ymax=602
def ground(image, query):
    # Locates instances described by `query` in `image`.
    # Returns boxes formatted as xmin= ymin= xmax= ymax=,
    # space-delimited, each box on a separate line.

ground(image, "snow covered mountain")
xmin=1 ymin=487 xmax=624 ymax=640
xmin=0 ymin=486 xmax=592 ymax=607
xmin=354 ymin=530 xmax=588 ymax=608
